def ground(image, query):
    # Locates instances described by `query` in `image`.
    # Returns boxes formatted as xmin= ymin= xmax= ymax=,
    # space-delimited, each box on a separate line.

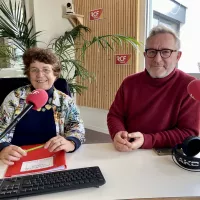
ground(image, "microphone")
xmin=187 ymin=79 xmax=200 ymax=102
xmin=0 ymin=89 xmax=48 ymax=140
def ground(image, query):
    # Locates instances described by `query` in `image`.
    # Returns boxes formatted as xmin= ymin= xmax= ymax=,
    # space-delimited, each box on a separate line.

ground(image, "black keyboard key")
xmin=0 ymin=166 xmax=106 ymax=199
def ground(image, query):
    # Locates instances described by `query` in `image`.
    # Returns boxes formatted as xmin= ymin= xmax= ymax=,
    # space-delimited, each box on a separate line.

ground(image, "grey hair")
xmin=146 ymin=25 xmax=181 ymax=50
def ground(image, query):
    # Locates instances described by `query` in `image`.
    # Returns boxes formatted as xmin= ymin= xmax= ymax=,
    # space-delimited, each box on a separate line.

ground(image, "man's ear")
xmin=177 ymin=51 xmax=182 ymax=61
xmin=143 ymin=52 xmax=146 ymax=57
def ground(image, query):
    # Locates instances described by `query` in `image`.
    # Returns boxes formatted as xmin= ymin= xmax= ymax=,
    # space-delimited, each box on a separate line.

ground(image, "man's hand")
xmin=113 ymin=131 xmax=132 ymax=152
xmin=0 ymin=145 xmax=27 ymax=165
xmin=127 ymin=132 xmax=144 ymax=150
xmin=44 ymin=135 xmax=75 ymax=152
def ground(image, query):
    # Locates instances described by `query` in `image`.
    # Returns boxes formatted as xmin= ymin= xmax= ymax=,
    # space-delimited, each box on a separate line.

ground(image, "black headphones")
xmin=172 ymin=136 xmax=200 ymax=171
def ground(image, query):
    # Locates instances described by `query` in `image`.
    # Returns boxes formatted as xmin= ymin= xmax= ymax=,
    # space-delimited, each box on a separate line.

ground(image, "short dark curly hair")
xmin=23 ymin=47 xmax=61 ymax=78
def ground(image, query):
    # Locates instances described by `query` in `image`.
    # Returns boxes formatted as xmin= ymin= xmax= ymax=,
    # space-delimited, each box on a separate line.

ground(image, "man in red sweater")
xmin=107 ymin=25 xmax=200 ymax=151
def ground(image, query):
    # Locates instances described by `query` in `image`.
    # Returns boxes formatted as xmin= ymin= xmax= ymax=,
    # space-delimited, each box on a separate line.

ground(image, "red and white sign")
xmin=115 ymin=54 xmax=131 ymax=65
xmin=90 ymin=8 xmax=103 ymax=21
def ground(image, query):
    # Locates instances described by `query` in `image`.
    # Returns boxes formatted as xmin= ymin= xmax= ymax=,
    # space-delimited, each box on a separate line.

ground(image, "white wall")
xmin=79 ymin=106 xmax=109 ymax=134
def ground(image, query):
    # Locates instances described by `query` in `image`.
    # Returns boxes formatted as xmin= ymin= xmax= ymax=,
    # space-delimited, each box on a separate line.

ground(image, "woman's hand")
xmin=0 ymin=145 xmax=27 ymax=165
xmin=44 ymin=135 xmax=75 ymax=152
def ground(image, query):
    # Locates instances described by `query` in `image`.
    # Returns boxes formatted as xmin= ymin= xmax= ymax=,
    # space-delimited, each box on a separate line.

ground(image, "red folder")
xmin=4 ymin=144 xmax=67 ymax=177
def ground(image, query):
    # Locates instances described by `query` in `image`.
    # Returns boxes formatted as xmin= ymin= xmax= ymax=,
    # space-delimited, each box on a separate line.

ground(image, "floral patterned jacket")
xmin=0 ymin=85 xmax=85 ymax=145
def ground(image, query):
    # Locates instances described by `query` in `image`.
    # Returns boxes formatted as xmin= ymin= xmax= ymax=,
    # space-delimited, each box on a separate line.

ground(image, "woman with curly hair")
xmin=0 ymin=47 xmax=85 ymax=165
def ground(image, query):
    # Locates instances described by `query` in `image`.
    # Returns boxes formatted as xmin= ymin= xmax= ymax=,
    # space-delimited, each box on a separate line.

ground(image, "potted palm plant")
xmin=0 ymin=0 xmax=141 ymax=95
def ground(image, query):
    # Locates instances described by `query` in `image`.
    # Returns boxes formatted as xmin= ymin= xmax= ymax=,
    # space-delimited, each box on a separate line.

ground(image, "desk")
xmin=0 ymin=143 xmax=199 ymax=200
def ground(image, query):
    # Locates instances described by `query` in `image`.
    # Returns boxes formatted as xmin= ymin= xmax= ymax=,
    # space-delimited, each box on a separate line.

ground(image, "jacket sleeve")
xmin=63 ymin=97 xmax=85 ymax=149
xmin=142 ymin=94 xmax=200 ymax=148
xmin=107 ymin=82 xmax=127 ymax=140
xmin=0 ymin=91 xmax=17 ymax=144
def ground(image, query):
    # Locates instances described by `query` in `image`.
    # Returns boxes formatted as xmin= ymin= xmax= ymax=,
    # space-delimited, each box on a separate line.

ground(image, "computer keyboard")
xmin=0 ymin=166 xmax=106 ymax=199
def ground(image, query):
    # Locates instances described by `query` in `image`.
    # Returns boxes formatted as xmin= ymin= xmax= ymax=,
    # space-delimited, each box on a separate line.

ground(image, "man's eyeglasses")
xmin=145 ymin=49 xmax=177 ymax=59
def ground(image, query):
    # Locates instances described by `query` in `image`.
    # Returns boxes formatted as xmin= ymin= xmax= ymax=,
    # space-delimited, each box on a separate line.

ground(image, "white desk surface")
xmin=0 ymin=143 xmax=200 ymax=200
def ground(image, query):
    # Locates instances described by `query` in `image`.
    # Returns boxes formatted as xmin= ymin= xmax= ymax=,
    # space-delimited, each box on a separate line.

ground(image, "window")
xmin=153 ymin=12 xmax=180 ymax=35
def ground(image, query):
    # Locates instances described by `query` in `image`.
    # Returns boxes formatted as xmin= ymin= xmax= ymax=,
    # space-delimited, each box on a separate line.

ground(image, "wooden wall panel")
xmin=74 ymin=0 xmax=140 ymax=109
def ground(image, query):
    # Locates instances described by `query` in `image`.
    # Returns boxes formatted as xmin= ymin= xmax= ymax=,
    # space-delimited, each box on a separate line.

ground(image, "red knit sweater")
xmin=107 ymin=69 xmax=200 ymax=148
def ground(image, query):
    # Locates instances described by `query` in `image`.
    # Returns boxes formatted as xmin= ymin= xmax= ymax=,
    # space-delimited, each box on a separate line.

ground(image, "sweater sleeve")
xmin=107 ymin=82 xmax=127 ymax=140
xmin=142 ymin=94 xmax=200 ymax=149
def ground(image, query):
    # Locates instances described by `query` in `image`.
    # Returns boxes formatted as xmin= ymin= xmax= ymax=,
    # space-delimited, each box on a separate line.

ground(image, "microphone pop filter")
xmin=187 ymin=80 xmax=200 ymax=102
xmin=26 ymin=89 xmax=48 ymax=110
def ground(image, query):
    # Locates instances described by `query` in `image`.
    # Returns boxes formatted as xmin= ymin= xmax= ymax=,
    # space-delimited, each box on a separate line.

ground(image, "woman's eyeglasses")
xmin=29 ymin=68 xmax=52 ymax=74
